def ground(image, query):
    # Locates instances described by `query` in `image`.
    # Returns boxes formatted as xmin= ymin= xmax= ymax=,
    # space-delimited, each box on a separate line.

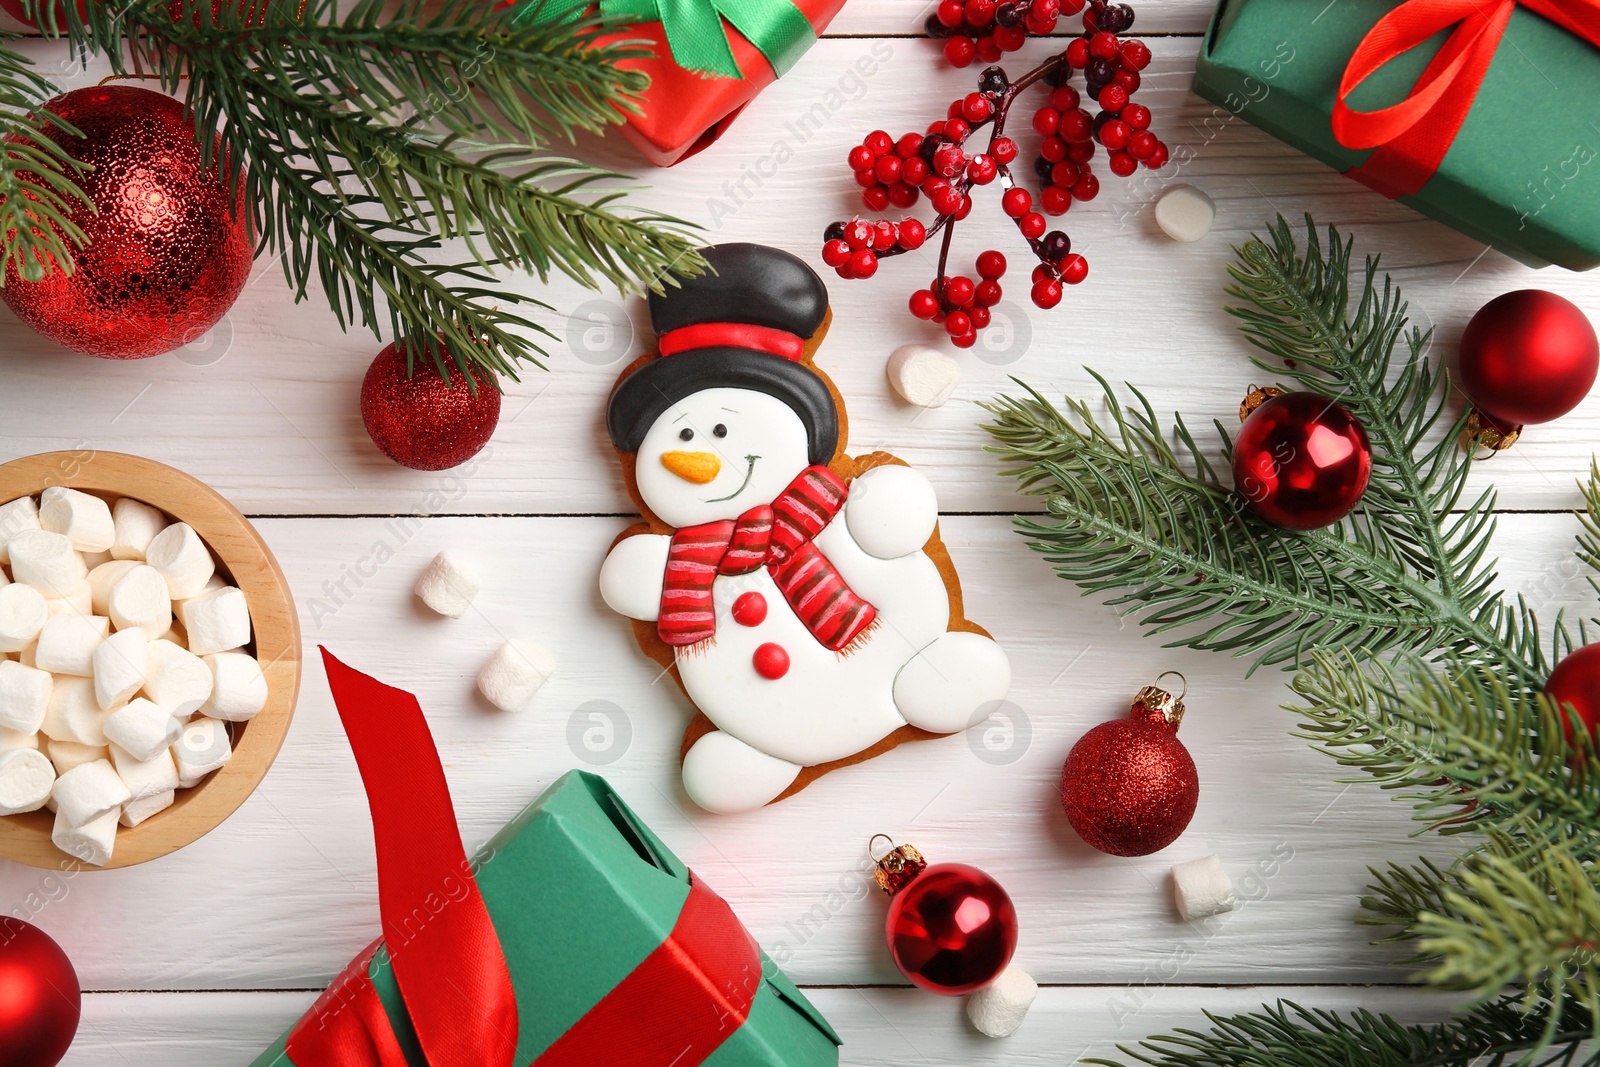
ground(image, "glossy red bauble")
xmin=1233 ymin=391 xmax=1372 ymax=530
xmin=1458 ymin=290 xmax=1598 ymax=427
xmin=886 ymin=862 xmax=1017 ymax=994
xmin=1545 ymin=643 xmax=1600 ymax=741
xmin=0 ymin=919 xmax=80 ymax=1067
xmin=1 ymin=86 xmax=253 ymax=359
xmin=360 ymin=342 xmax=501 ymax=470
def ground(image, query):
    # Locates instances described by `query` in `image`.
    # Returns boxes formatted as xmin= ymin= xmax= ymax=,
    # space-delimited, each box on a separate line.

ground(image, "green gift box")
xmin=1192 ymin=0 xmax=1600 ymax=269
xmin=253 ymin=652 xmax=841 ymax=1067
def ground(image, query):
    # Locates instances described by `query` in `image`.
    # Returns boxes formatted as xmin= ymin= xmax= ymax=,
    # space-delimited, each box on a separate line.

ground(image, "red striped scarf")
xmin=658 ymin=466 xmax=877 ymax=654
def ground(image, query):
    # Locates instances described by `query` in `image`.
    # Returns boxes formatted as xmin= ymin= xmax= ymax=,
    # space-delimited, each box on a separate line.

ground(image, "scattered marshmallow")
xmin=46 ymin=739 xmax=107 ymax=776
xmin=175 ymin=586 xmax=250 ymax=656
xmin=143 ymin=639 xmax=213 ymax=717
xmin=44 ymin=584 xmax=92 ymax=617
xmin=1171 ymin=855 xmax=1237 ymax=920
xmin=8 ymin=529 xmax=86 ymax=598
xmin=108 ymin=742 xmax=179 ymax=800
xmin=87 ymin=560 xmax=140 ymax=616
xmin=965 ymin=963 xmax=1038 ymax=1038
xmin=52 ymin=805 xmax=118 ymax=866
xmin=39 ymin=487 xmax=115 ymax=553
xmin=0 ymin=661 xmax=52 ymax=733
xmin=0 ymin=727 xmax=40 ymax=752
xmin=200 ymin=652 xmax=268 ymax=721
xmin=0 ymin=585 xmax=48 ymax=654
xmin=111 ymin=497 xmax=167 ymax=561
xmin=42 ymin=677 xmax=111 ymax=747
xmin=120 ymin=789 xmax=174 ymax=827
xmin=1154 ymin=184 xmax=1216 ymax=243
xmin=0 ymin=496 xmax=41 ymax=563
xmin=104 ymin=698 xmax=181 ymax=762
xmin=33 ymin=613 xmax=110 ymax=677
xmin=174 ymin=716 xmax=231 ymax=782
xmin=144 ymin=523 xmax=215 ymax=599
xmin=887 ymin=344 xmax=962 ymax=408
xmin=0 ymin=748 xmax=54 ymax=815
xmin=93 ymin=627 xmax=149 ymax=710
xmin=108 ymin=566 xmax=173 ymax=640
xmin=414 ymin=552 xmax=480 ymax=619
xmin=52 ymin=757 xmax=130 ymax=827
xmin=477 ymin=639 xmax=554 ymax=712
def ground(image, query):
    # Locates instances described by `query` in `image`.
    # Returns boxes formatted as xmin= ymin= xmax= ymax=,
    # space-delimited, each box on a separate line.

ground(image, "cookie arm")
xmin=844 ymin=464 xmax=940 ymax=559
xmin=599 ymin=533 xmax=672 ymax=621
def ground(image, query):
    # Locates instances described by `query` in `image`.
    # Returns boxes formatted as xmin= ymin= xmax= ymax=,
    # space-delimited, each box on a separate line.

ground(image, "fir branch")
xmin=0 ymin=36 xmax=90 ymax=285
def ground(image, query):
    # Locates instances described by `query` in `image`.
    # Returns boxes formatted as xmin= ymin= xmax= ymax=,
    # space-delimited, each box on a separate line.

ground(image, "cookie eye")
xmin=679 ymin=428 xmax=694 ymax=441
xmin=712 ymin=424 xmax=728 ymax=438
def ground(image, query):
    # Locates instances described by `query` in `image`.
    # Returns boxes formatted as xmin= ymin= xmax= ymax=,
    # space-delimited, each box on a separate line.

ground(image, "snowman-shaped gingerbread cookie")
xmin=600 ymin=243 xmax=1011 ymax=813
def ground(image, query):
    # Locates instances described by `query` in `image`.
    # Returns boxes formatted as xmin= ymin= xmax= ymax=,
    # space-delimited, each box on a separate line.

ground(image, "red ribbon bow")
xmin=1332 ymin=0 xmax=1600 ymax=197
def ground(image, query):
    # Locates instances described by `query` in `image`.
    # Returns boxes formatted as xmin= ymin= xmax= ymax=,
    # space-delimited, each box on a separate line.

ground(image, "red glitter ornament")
xmin=1 ymin=85 xmax=253 ymax=359
xmin=1060 ymin=674 xmax=1198 ymax=857
xmin=1545 ymin=643 xmax=1600 ymax=742
xmin=1232 ymin=388 xmax=1372 ymax=530
xmin=1458 ymin=290 xmax=1598 ymax=447
xmin=0 ymin=918 xmax=80 ymax=1067
xmin=871 ymin=838 xmax=1017 ymax=995
xmin=360 ymin=342 xmax=501 ymax=470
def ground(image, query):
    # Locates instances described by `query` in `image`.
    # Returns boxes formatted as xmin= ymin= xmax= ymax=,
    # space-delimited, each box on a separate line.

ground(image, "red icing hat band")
xmin=657 ymin=322 xmax=805 ymax=361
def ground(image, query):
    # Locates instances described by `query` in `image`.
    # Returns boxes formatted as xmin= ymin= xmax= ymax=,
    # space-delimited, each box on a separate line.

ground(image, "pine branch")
xmin=0 ymin=36 xmax=91 ymax=284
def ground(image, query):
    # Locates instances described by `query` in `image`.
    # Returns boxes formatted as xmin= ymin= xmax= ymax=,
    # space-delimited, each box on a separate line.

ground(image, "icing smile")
xmin=706 ymin=455 xmax=760 ymax=502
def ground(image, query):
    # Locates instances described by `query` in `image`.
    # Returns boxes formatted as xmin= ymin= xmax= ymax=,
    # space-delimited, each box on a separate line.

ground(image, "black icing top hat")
xmin=606 ymin=243 xmax=839 ymax=464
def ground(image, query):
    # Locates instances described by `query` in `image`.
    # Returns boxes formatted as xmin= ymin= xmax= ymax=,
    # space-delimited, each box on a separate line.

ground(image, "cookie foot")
xmin=682 ymin=730 xmax=803 ymax=814
xmin=894 ymin=631 xmax=1012 ymax=734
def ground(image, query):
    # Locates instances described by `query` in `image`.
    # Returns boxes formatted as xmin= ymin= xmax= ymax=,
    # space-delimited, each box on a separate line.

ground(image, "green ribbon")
xmin=527 ymin=0 xmax=817 ymax=79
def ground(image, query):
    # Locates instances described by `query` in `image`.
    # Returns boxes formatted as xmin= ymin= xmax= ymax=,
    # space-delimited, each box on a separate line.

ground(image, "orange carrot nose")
xmin=660 ymin=450 xmax=722 ymax=484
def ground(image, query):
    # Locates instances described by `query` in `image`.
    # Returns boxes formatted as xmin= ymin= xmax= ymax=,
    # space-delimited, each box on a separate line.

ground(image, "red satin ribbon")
xmin=658 ymin=321 xmax=806 ymax=361
xmin=1332 ymin=0 xmax=1600 ymax=197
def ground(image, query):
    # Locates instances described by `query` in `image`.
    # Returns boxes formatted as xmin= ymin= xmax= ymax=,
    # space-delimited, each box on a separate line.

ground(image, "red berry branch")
xmin=820 ymin=0 xmax=1165 ymax=348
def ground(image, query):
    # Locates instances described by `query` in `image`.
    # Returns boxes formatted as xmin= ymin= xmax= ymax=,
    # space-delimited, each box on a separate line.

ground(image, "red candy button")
xmin=732 ymin=591 xmax=768 ymax=627
xmin=753 ymin=643 xmax=789 ymax=680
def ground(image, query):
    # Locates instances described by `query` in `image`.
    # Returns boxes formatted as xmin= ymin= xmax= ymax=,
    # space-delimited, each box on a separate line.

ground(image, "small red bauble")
xmin=753 ymin=642 xmax=790 ymax=679
xmin=1060 ymin=676 xmax=1199 ymax=857
xmin=1 ymin=86 xmax=253 ymax=359
xmin=873 ymin=841 xmax=1017 ymax=995
xmin=1232 ymin=389 xmax=1372 ymax=529
xmin=1545 ymin=643 xmax=1600 ymax=741
xmin=0 ymin=918 xmax=80 ymax=1067
xmin=1458 ymin=289 xmax=1598 ymax=428
xmin=731 ymin=592 xmax=767 ymax=627
xmin=360 ymin=342 xmax=501 ymax=470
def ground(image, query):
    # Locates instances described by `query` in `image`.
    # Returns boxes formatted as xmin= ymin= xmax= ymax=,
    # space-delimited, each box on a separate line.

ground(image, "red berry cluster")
xmin=909 ymin=250 xmax=1008 ymax=348
xmin=821 ymin=217 xmax=928 ymax=279
xmin=926 ymin=0 xmax=1086 ymax=67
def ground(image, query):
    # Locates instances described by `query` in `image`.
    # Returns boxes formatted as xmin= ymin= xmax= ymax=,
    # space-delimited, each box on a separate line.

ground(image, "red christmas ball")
xmin=0 ymin=919 xmax=80 ymax=1067
xmin=360 ymin=342 xmax=501 ymax=470
xmin=1545 ymin=643 xmax=1600 ymax=741
xmin=886 ymin=862 xmax=1017 ymax=994
xmin=1061 ymin=683 xmax=1198 ymax=857
xmin=1458 ymin=290 xmax=1598 ymax=427
xmin=1 ymin=86 xmax=253 ymax=359
xmin=1233 ymin=390 xmax=1371 ymax=529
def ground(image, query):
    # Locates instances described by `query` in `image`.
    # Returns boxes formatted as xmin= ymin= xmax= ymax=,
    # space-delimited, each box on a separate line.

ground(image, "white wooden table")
xmin=2 ymin=5 xmax=1596 ymax=1063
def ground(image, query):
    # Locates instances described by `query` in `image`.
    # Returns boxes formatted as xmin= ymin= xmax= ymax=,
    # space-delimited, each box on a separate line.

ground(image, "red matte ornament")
xmin=1458 ymin=290 xmax=1598 ymax=432
xmin=360 ymin=342 xmax=501 ymax=470
xmin=1545 ymin=643 xmax=1600 ymax=742
xmin=1232 ymin=389 xmax=1372 ymax=529
xmin=1060 ymin=674 xmax=1198 ymax=857
xmin=0 ymin=918 xmax=80 ymax=1067
xmin=1 ymin=85 xmax=252 ymax=359
xmin=871 ymin=839 xmax=1016 ymax=995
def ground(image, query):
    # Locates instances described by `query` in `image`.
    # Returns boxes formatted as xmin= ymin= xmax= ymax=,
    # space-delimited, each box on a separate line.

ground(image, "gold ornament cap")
xmin=1462 ymin=408 xmax=1521 ymax=454
xmin=869 ymin=836 xmax=927 ymax=895
xmin=1130 ymin=671 xmax=1186 ymax=729
xmin=1238 ymin=385 xmax=1285 ymax=422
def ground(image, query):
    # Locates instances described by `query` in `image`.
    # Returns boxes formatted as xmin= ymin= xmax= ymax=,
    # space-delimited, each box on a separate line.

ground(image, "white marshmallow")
xmin=0 ymin=660 xmax=52 ymax=733
xmin=886 ymin=344 xmax=962 ymax=408
xmin=38 ymin=487 xmax=115 ymax=553
xmin=143 ymin=639 xmax=213 ymax=717
xmin=144 ymin=523 xmax=215 ymax=599
xmin=51 ymin=757 xmax=130 ymax=827
xmin=0 ymin=747 xmax=54 ymax=815
xmin=52 ymin=805 xmax=118 ymax=866
xmin=93 ymin=627 xmax=149 ymax=710
xmin=46 ymin=739 xmax=107 ymax=776
xmin=108 ymin=565 xmax=173 ymax=640
xmin=200 ymin=652 xmax=268 ymax=721
xmin=477 ymin=639 xmax=555 ymax=712
xmin=0 ymin=727 xmax=41 ymax=752
xmin=0 ymin=496 xmax=41 ymax=564
xmin=120 ymin=788 xmax=174 ymax=827
xmin=0 ymin=584 xmax=48 ymax=653
xmin=1155 ymin=184 xmax=1216 ymax=243
xmin=175 ymin=586 xmax=250 ymax=656
xmin=103 ymin=698 xmax=181 ymax=762
xmin=108 ymin=741 xmax=179 ymax=800
xmin=41 ymin=677 xmax=111 ymax=746
xmin=44 ymin=583 xmax=92 ymax=617
xmin=1171 ymin=855 xmax=1237 ymax=920
xmin=111 ymin=498 xmax=167 ymax=561
xmin=79 ymin=550 xmax=111 ymax=570
xmin=174 ymin=716 xmax=231 ymax=781
xmin=8 ymin=529 xmax=87 ymax=598
xmin=964 ymin=963 xmax=1038 ymax=1039
xmin=87 ymin=560 xmax=140 ymax=616
xmin=414 ymin=552 xmax=480 ymax=618
xmin=33 ymin=613 xmax=110 ymax=677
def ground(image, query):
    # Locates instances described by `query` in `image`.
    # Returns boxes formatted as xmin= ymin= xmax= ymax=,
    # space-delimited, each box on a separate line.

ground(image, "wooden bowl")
xmin=0 ymin=451 xmax=300 ymax=870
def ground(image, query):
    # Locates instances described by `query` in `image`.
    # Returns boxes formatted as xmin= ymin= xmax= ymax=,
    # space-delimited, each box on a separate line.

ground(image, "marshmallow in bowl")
xmin=9 ymin=529 xmax=86 ymax=598
xmin=144 ymin=522 xmax=216 ymax=599
xmin=111 ymin=497 xmax=167 ymax=561
xmin=39 ymin=487 xmax=115 ymax=553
